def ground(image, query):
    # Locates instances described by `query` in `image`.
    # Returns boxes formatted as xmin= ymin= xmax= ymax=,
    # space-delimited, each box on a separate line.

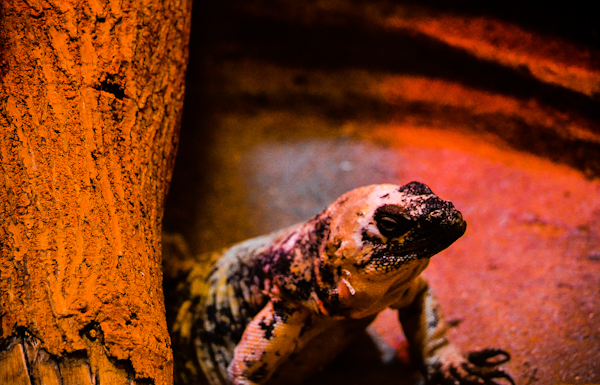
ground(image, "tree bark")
xmin=0 ymin=0 xmax=191 ymax=384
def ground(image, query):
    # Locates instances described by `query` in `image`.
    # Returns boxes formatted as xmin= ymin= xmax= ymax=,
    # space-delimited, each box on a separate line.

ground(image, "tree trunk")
xmin=0 ymin=1 xmax=191 ymax=384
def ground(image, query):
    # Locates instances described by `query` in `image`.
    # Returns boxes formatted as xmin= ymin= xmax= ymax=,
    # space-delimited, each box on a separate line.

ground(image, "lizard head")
xmin=317 ymin=181 xmax=466 ymax=318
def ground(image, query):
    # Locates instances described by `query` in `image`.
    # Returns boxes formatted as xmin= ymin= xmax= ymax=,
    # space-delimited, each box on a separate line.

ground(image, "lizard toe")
xmin=467 ymin=348 xmax=511 ymax=367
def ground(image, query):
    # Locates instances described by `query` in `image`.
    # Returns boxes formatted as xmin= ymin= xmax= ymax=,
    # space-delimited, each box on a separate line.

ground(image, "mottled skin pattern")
xmin=172 ymin=182 xmax=513 ymax=385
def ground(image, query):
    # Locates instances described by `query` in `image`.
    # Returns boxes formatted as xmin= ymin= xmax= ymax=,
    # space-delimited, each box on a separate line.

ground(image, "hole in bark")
xmin=80 ymin=322 xmax=103 ymax=342
xmin=96 ymin=74 xmax=125 ymax=100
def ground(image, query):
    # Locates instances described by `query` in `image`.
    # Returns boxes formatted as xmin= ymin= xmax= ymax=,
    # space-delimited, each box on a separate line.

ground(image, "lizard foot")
xmin=425 ymin=346 xmax=514 ymax=385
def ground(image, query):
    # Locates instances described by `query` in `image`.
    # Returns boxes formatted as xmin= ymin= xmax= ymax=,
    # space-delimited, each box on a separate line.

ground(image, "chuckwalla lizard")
xmin=172 ymin=181 xmax=513 ymax=385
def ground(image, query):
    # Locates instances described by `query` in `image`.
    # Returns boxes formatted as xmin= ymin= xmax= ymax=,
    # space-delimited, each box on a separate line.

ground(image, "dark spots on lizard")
xmin=356 ymin=251 xmax=415 ymax=273
xmin=272 ymin=299 xmax=300 ymax=323
xmin=319 ymin=259 xmax=336 ymax=286
xmin=272 ymin=300 xmax=286 ymax=319
xmin=259 ymin=315 xmax=277 ymax=340
xmin=361 ymin=229 xmax=380 ymax=245
xmin=247 ymin=363 xmax=270 ymax=383
xmin=357 ymin=229 xmax=414 ymax=272
xmin=207 ymin=264 xmax=220 ymax=281
xmin=204 ymin=292 xmax=248 ymax=348
xmin=196 ymin=329 xmax=231 ymax=385
xmin=276 ymin=270 xmax=315 ymax=302
xmin=306 ymin=214 xmax=332 ymax=257
xmin=223 ymin=259 xmax=269 ymax=320
xmin=266 ymin=214 xmax=333 ymax=303
xmin=269 ymin=248 xmax=293 ymax=279
xmin=428 ymin=305 xmax=440 ymax=329
xmin=311 ymin=213 xmax=332 ymax=238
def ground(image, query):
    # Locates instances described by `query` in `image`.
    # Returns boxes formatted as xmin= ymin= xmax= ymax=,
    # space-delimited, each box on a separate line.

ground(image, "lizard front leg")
xmin=395 ymin=277 xmax=514 ymax=385
xmin=228 ymin=298 xmax=310 ymax=385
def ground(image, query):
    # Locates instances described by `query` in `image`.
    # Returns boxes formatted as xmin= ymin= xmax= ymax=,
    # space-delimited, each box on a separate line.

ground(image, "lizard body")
xmin=172 ymin=182 xmax=513 ymax=385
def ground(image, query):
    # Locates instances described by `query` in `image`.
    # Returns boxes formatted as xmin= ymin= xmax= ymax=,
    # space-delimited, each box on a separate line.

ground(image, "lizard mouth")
xmin=395 ymin=219 xmax=467 ymax=258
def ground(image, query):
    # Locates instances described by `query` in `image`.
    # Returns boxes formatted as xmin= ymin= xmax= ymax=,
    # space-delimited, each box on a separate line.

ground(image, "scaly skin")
xmin=172 ymin=182 xmax=513 ymax=385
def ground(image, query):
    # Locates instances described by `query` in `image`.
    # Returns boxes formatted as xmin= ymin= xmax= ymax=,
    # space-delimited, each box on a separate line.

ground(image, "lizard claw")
xmin=425 ymin=347 xmax=514 ymax=385
xmin=468 ymin=348 xmax=511 ymax=367
xmin=460 ymin=361 xmax=515 ymax=385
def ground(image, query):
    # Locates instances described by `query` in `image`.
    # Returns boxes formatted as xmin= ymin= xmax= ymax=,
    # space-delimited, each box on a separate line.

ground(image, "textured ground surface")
xmin=163 ymin=2 xmax=600 ymax=384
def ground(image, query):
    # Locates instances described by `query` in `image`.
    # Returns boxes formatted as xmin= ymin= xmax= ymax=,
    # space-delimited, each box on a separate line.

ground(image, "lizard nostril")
xmin=429 ymin=209 xmax=444 ymax=218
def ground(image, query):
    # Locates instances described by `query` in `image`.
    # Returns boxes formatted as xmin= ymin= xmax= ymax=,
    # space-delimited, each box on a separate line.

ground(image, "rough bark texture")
xmin=0 ymin=0 xmax=191 ymax=384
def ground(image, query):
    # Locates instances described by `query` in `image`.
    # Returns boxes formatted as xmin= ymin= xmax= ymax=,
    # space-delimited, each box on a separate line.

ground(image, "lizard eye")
xmin=378 ymin=216 xmax=399 ymax=232
xmin=376 ymin=215 xmax=413 ymax=239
